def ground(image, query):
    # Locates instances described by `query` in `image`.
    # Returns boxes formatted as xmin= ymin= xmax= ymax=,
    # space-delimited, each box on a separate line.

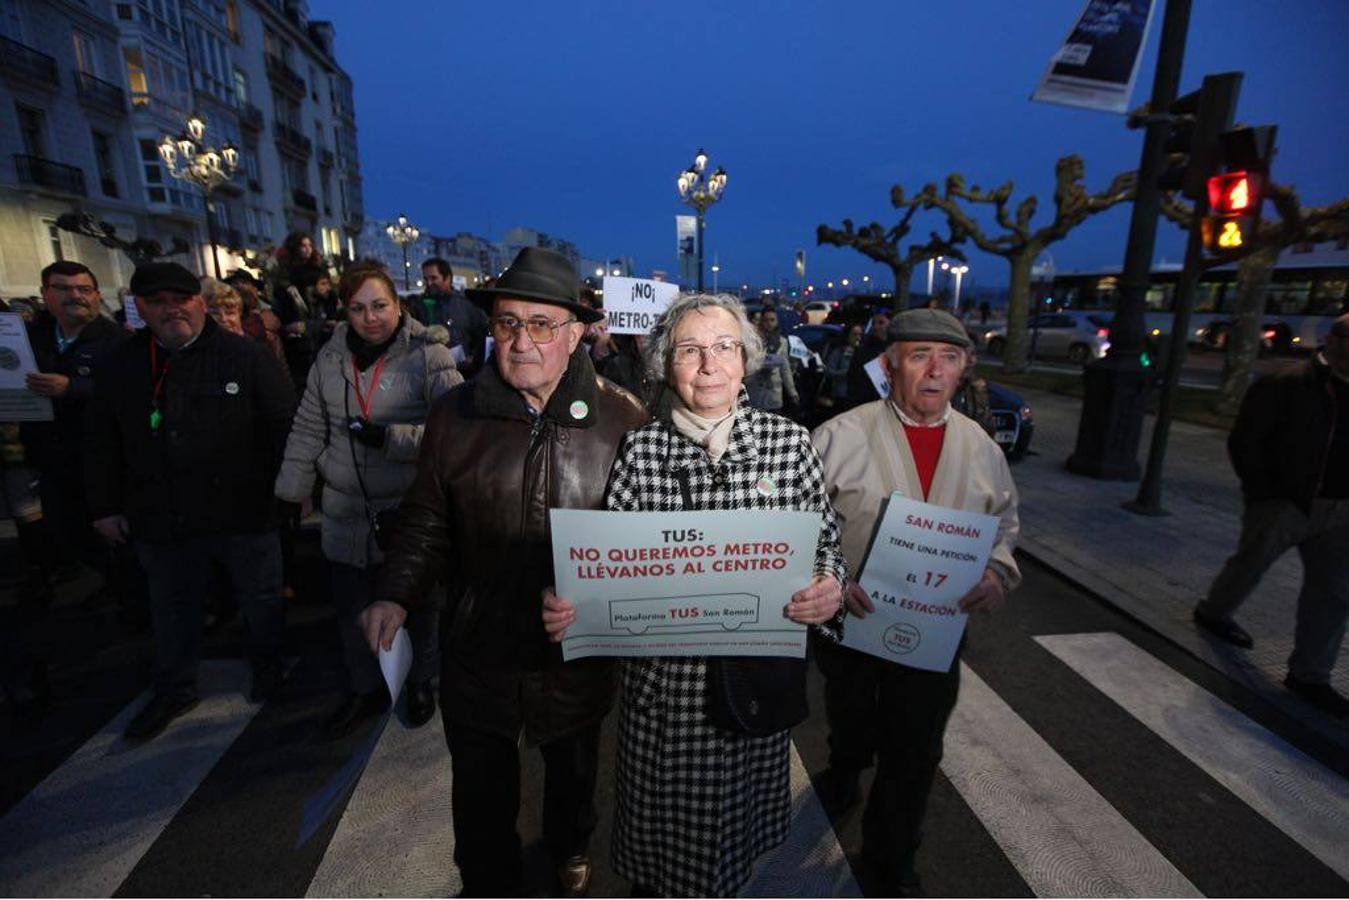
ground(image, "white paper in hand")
xmin=377 ymin=626 xmax=413 ymax=704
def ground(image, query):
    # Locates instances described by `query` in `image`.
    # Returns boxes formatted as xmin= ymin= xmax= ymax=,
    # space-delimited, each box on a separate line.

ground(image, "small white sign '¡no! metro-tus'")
xmin=603 ymin=276 xmax=679 ymax=335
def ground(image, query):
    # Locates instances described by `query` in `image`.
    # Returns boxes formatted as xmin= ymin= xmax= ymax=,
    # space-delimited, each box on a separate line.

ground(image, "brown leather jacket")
xmin=377 ymin=349 xmax=648 ymax=744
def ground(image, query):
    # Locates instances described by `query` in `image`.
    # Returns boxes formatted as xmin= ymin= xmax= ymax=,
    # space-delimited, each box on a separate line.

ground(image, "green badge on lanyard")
xmin=149 ymin=409 xmax=163 ymax=431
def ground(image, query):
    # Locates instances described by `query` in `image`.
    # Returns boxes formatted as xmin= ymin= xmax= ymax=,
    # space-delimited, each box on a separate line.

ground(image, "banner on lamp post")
xmin=1031 ymin=0 xmax=1157 ymax=114
xmin=676 ymin=215 xmax=697 ymax=285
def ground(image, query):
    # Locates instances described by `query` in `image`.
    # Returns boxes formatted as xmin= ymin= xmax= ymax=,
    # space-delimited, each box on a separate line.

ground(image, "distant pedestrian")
xmin=823 ymin=323 xmax=863 ymax=406
xmin=415 ymin=257 xmax=490 ymax=376
xmin=745 ymin=307 xmax=798 ymax=414
xmin=86 ymin=263 xmax=295 ymax=742
xmin=844 ymin=308 xmax=893 ymax=408
xmin=1194 ymin=313 xmax=1349 ymax=718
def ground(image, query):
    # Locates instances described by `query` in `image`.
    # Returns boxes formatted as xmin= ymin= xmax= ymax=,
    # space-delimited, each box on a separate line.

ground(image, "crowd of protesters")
xmin=4 ymin=237 xmax=1346 ymax=898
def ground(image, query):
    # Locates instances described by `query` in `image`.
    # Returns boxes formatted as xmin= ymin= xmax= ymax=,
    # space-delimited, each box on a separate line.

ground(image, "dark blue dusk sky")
xmin=312 ymin=0 xmax=1348 ymax=293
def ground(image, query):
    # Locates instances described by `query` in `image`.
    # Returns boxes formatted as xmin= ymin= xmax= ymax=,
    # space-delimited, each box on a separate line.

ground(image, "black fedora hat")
xmin=466 ymin=247 xmax=602 ymax=324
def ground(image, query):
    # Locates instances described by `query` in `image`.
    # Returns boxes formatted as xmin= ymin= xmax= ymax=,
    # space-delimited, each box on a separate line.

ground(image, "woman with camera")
xmin=276 ymin=262 xmax=461 ymax=737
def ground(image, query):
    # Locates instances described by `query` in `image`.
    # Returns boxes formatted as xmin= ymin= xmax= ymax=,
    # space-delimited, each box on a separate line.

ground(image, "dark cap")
xmin=130 ymin=262 xmax=201 ymax=297
xmin=886 ymin=308 xmax=972 ymax=349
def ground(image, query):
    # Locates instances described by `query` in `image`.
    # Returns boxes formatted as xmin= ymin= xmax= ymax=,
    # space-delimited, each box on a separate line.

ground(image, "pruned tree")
xmin=56 ymin=212 xmax=190 ymax=265
xmin=916 ymin=155 xmax=1136 ymax=373
xmin=817 ymin=189 xmax=965 ymax=309
xmin=1160 ymin=185 xmax=1349 ymax=413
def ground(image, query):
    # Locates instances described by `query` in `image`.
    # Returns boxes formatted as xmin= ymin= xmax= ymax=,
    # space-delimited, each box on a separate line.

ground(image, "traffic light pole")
xmin=1066 ymin=0 xmax=1193 ymax=480
xmin=1126 ymin=72 xmax=1242 ymax=516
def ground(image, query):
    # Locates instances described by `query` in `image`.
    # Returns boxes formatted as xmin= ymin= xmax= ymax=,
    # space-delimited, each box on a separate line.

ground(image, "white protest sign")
xmin=864 ymin=354 xmax=890 ymax=398
xmin=122 ymin=294 xmax=145 ymax=330
xmin=603 ymin=276 xmax=679 ymax=335
xmin=551 ymin=509 xmax=821 ymax=660
xmin=842 ymin=493 xmax=996 ymax=673
xmin=0 ymin=312 xmax=53 ymax=421
xmin=377 ymin=626 xmax=413 ymax=705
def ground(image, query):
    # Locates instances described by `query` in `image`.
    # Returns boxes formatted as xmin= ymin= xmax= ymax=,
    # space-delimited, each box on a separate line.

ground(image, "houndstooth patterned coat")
xmin=607 ymin=402 xmax=847 ymax=897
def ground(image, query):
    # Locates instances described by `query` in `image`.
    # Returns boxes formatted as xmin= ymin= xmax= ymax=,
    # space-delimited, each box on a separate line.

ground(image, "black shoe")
xmin=815 ymin=766 xmax=862 ymax=815
xmin=322 ymin=691 xmax=389 ymax=740
xmin=125 ymin=692 xmax=199 ymax=742
xmin=556 ymin=854 xmax=592 ymax=897
xmin=1193 ymin=610 xmax=1254 ymax=648
xmin=405 ymin=679 xmax=436 ymax=727
xmin=1284 ymin=675 xmax=1349 ymax=719
xmin=250 ymin=658 xmax=286 ymax=703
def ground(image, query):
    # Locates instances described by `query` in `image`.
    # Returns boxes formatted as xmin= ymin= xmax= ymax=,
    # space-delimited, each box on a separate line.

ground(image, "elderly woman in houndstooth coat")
xmin=544 ymin=293 xmax=847 ymax=897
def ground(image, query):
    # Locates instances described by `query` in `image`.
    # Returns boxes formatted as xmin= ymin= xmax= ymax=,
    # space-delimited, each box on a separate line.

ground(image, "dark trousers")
xmin=136 ymin=532 xmax=284 ymax=697
xmin=329 ymin=562 xmax=439 ymax=696
xmin=815 ymin=638 xmax=961 ymax=873
xmin=442 ymin=716 xmax=602 ymax=896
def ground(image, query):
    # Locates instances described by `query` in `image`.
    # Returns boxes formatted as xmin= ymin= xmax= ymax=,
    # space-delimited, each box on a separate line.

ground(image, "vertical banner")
xmin=676 ymin=215 xmax=697 ymax=285
xmin=794 ymin=249 xmax=806 ymax=278
xmin=1031 ymin=0 xmax=1157 ymax=114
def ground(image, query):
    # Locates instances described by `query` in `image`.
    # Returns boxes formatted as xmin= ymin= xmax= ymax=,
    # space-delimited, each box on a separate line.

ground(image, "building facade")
xmin=0 ymin=0 xmax=364 ymax=297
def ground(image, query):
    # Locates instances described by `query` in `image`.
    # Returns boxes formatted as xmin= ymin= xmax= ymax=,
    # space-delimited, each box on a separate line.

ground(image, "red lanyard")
xmin=149 ymin=341 xmax=171 ymax=431
xmin=350 ymin=354 xmax=387 ymax=420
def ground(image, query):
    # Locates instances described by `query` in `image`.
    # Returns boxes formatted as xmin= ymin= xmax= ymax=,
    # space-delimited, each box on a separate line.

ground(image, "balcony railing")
xmin=239 ymin=103 xmax=264 ymax=132
xmin=291 ymin=189 xmax=317 ymax=211
xmin=76 ymin=70 xmax=127 ymax=113
xmin=15 ymin=154 xmax=87 ymax=196
xmin=273 ymin=121 xmax=312 ymax=157
xmin=1 ymin=35 xmax=58 ymax=87
xmin=264 ymin=54 xmax=306 ymax=98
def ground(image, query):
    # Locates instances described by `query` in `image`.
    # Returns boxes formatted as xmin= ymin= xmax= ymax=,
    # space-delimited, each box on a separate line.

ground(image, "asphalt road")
xmin=2 ymin=534 xmax=1346 ymax=897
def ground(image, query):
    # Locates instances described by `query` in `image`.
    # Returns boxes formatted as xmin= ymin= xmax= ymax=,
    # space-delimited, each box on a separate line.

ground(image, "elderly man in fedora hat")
xmin=360 ymin=247 xmax=647 ymax=896
xmin=810 ymin=307 xmax=1021 ymax=894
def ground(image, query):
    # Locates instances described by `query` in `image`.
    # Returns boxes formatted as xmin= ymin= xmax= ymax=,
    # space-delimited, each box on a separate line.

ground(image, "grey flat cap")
xmin=886 ymin=308 xmax=972 ymax=348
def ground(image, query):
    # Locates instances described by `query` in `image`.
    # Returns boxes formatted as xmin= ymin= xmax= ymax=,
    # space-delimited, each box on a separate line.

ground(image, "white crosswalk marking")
xmin=0 ymin=662 xmax=261 ymax=899
xmin=1038 ymin=632 xmax=1349 ymax=883
xmin=304 ymin=709 xmax=459 ymax=898
xmin=942 ymin=664 xmax=1202 ymax=898
xmin=744 ymin=743 xmax=863 ymax=897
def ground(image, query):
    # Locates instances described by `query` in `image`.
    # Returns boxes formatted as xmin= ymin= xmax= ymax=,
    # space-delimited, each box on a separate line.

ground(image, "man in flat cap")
xmin=810 ymin=307 xmax=1021 ymax=894
xmin=86 ymin=262 xmax=296 ymax=741
xmin=360 ymin=247 xmax=648 ymax=896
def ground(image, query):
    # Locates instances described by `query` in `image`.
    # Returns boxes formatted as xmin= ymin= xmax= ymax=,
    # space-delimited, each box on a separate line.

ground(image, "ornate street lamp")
xmin=158 ymin=113 xmax=239 ymax=278
xmin=385 ymin=213 xmax=420 ymax=291
xmin=675 ymin=147 xmax=728 ymax=292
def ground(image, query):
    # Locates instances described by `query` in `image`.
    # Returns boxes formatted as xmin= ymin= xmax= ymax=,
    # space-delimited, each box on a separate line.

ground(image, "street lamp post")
xmin=157 ymin=114 xmax=238 ymax=279
xmin=675 ymin=148 xmax=728 ymax=292
xmin=927 ymin=255 xmax=944 ymax=298
xmin=385 ymin=214 xmax=420 ymax=291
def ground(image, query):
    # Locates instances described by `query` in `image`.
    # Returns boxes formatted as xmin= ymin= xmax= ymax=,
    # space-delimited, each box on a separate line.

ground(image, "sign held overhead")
xmin=603 ymin=276 xmax=680 ymax=335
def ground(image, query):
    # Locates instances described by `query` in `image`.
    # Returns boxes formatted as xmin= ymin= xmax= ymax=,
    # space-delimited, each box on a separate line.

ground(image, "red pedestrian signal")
xmin=1207 ymin=171 xmax=1261 ymax=215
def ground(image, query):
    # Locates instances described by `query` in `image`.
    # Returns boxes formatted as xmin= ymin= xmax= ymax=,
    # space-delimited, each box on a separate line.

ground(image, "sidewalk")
xmin=1009 ymin=385 xmax=1349 ymax=745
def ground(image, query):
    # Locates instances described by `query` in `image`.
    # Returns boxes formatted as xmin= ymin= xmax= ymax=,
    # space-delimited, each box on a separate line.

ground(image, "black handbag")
xmin=706 ymin=656 xmax=809 ymax=737
xmin=672 ymin=467 xmax=810 ymax=737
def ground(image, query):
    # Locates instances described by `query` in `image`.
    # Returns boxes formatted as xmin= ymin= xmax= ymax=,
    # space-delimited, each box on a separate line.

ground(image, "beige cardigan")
xmin=811 ymin=400 xmax=1022 ymax=591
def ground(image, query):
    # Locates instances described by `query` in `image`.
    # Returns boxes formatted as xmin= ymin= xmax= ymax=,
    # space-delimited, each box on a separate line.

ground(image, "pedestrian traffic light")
xmin=1201 ymin=125 xmax=1276 ymax=256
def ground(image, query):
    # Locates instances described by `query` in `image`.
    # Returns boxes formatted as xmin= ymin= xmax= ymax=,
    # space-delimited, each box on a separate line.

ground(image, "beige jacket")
xmin=811 ymin=399 xmax=1021 ymax=591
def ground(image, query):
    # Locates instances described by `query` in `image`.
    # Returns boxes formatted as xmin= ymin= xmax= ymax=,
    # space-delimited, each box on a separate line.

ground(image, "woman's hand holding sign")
xmin=543 ymin=587 xmax=575 ymax=642
xmin=785 ymin=575 xmax=843 ymax=625
xmin=842 ymin=581 xmax=875 ymax=619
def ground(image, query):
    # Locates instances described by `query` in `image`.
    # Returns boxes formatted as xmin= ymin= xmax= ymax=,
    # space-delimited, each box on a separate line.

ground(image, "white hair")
xmin=644 ymin=293 xmax=765 ymax=382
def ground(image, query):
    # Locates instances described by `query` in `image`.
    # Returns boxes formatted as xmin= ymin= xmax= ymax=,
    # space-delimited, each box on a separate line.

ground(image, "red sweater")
xmin=903 ymin=423 xmax=947 ymax=500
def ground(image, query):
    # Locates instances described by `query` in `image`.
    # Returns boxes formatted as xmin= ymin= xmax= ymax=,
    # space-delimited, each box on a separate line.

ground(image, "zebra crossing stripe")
xmin=942 ymin=664 xmax=1202 ymax=898
xmin=1037 ymin=632 xmax=1349 ymax=883
xmin=743 ymin=743 xmax=863 ymax=897
xmin=0 ymin=662 xmax=262 ymax=899
xmin=304 ymin=708 xmax=458 ymax=898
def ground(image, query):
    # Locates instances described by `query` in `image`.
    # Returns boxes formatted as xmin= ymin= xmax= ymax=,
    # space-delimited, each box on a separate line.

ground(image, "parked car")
xmin=790 ymin=322 xmax=843 ymax=355
xmin=986 ymin=381 xmax=1034 ymax=460
xmin=981 ymin=313 xmax=1111 ymax=365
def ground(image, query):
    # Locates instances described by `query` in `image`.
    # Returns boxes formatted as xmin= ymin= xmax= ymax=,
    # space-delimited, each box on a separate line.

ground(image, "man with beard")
xmin=22 ymin=261 xmax=129 ymax=601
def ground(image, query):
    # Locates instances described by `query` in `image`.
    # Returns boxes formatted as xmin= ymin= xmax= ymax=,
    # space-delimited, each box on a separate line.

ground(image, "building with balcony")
xmin=0 ymin=0 xmax=366 ymax=297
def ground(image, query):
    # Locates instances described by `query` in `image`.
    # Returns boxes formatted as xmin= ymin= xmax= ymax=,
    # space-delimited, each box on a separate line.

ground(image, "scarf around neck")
xmin=346 ymin=316 xmax=405 ymax=371
xmin=670 ymin=393 xmax=737 ymax=463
